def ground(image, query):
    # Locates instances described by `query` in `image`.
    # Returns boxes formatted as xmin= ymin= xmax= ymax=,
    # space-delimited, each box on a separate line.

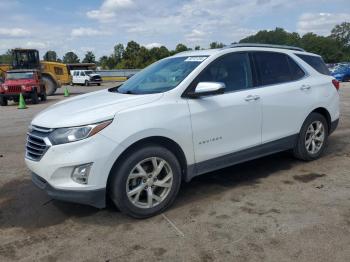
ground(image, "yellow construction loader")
xmin=0 ymin=49 xmax=70 ymax=95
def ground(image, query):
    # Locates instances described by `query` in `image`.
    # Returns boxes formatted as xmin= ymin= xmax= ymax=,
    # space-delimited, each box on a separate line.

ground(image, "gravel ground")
xmin=0 ymin=82 xmax=349 ymax=262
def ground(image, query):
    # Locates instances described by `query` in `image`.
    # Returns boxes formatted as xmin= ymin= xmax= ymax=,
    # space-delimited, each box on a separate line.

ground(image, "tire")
xmin=85 ymin=80 xmax=89 ymax=86
xmin=40 ymin=89 xmax=47 ymax=101
xmin=109 ymin=145 xmax=182 ymax=218
xmin=42 ymin=75 xmax=57 ymax=96
xmin=0 ymin=96 xmax=8 ymax=106
xmin=97 ymin=83 xmax=101 ymax=86
xmin=293 ymin=112 xmax=328 ymax=161
xmin=31 ymin=91 xmax=39 ymax=104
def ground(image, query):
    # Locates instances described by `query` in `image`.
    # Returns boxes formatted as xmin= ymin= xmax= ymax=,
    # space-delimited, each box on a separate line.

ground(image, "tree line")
xmin=0 ymin=22 xmax=349 ymax=68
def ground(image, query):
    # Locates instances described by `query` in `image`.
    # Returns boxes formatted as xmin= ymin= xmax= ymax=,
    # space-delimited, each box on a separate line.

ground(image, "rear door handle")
xmin=300 ymin=84 xmax=311 ymax=90
xmin=245 ymin=95 xmax=260 ymax=101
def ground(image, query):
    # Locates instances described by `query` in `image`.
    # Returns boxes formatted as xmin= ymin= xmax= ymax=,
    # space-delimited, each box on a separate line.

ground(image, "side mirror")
xmin=188 ymin=82 xmax=225 ymax=98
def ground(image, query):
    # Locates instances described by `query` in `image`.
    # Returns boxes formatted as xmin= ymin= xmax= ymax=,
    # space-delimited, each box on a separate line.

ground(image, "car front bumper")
xmin=0 ymin=92 xmax=33 ymax=99
xmin=25 ymin=133 xmax=125 ymax=208
xmin=32 ymin=172 xmax=106 ymax=208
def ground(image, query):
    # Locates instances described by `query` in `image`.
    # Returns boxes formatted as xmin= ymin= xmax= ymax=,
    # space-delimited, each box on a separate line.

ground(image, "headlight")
xmin=49 ymin=120 xmax=112 ymax=145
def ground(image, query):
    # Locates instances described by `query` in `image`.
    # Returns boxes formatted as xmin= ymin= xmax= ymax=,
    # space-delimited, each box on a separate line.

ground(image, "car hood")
xmin=32 ymin=89 xmax=163 ymax=128
xmin=5 ymin=79 xmax=36 ymax=85
xmin=88 ymin=74 xmax=101 ymax=77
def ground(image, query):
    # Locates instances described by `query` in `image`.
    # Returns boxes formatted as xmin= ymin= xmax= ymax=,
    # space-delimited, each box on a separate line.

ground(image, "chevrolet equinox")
xmin=26 ymin=44 xmax=340 ymax=218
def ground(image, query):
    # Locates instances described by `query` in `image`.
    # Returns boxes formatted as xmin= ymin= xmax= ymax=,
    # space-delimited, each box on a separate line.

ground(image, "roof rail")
xmin=225 ymin=43 xmax=305 ymax=52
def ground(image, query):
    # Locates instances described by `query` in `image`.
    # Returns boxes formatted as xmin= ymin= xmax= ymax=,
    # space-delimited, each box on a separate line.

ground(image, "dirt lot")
xmin=0 ymin=82 xmax=350 ymax=262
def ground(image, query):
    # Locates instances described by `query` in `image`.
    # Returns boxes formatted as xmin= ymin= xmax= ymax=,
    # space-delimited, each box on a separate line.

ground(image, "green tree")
xmin=174 ymin=43 xmax=189 ymax=53
xmin=119 ymin=41 xmax=142 ymax=68
xmin=300 ymin=33 xmax=344 ymax=63
xmin=62 ymin=51 xmax=80 ymax=63
xmin=82 ymin=51 xmax=96 ymax=63
xmin=194 ymin=45 xmax=201 ymax=50
xmin=330 ymin=22 xmax=350 ymax=47
xmin=43 ymin=50 xmax=57 ymax=61
xmin=113 ymin=43 xmax=125 ymax=62
xmin=209 ymin=42 xmax=225 ymax=49
xmin=148 ymin=46 xmax=170 ymax=62
xmin=98 ymin=55 xmax=108 ymax=69
xmin=0 ymin=49 xmax=12 ymax=64
xmin=240 ymin=27 xmax=301 ymax=46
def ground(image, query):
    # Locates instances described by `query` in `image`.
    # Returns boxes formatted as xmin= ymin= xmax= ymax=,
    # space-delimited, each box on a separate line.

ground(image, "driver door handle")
xmin=245 ymin=95 xmax=260 ymax=101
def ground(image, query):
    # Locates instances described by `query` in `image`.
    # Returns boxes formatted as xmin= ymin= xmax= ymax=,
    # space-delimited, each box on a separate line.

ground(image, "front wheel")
xmin=84 ymin=80 xmax=89 ymax=86
xmin=0 ymin=96 xmax=8 ymax=106
xmin=293 ymin=112 xmax=328 ymax=161
xmin=31 ymin=91 xmax=39 ymax=104
xmin=40 ymin=89 xmax=47 ymax=101
xmin=109 ymin=146 xmax=182 ymax=218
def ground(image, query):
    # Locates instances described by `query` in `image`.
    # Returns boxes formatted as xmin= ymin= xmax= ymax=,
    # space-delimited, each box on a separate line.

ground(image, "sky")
xmin=0 ymin=0 xmax=349 ymax=59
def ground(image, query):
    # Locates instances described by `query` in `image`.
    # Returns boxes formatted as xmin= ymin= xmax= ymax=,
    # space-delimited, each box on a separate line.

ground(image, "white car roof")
xmin=172 ymin=45 xmax=320 ymax=58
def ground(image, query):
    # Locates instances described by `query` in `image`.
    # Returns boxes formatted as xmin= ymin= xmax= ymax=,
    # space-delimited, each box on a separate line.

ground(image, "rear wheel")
xmin=109 ymin=145 xmax=182 ymax=218
xmin=293 ymin=112 xmax=328 ymax=161
xmin=42 ymin=75 xmax=57 ymax=96
xmin=0 ymin=96 xmax=8 ymax=106
xmin=97 ymin=83 xmax=101 ymax=86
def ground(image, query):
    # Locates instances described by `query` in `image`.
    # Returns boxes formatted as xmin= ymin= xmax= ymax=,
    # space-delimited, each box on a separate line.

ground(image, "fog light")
xmin=71 ymin=163 xmax=92 ymax=184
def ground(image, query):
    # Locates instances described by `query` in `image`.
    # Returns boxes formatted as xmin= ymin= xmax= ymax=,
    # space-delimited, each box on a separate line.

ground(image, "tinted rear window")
xmin=295 ymin=54 xmax=330 ymax=75
xmin=287 ymin=56 xmax=305 ymax=80
xmin=254 ymin=52 xmax=304 ymax=86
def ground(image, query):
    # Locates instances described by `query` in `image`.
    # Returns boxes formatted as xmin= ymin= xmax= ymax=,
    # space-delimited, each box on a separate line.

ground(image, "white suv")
xmin=25 ymin=44 xmax=340 ymax=218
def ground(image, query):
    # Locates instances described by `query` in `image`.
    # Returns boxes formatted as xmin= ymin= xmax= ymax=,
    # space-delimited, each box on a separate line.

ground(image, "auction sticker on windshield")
xmin=185 ymin=56 xmax=207 ymax=62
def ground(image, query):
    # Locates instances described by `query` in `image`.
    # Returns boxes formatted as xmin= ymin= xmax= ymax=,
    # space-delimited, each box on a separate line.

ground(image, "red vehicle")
xmin=0 ymin=69 xmax=46 ymax=106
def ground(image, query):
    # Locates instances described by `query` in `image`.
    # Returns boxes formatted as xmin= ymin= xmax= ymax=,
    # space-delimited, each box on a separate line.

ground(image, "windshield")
xmin=116 ymin=56 xmax=207 ymax=94
xmin=6 ymin=72 xmax=34 ymax=80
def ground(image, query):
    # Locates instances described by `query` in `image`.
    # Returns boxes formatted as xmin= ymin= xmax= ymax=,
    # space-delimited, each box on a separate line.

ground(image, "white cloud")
xmin=297 ymin=12 xmax=350 ymax=36
xmin=144 ymin=42 xmax=163 ymax=49
xmin=0 ymin=28 xmax=30 ymax=37
xmin=87 ymin=0 xmax=134 ymax=22
xmin=24 ymin=41 xmax=47 ymax=49
xmin=71 ymin=27 xmax=110 ymax=37
xmin=185 ymin=29 xmax=207 ymax=43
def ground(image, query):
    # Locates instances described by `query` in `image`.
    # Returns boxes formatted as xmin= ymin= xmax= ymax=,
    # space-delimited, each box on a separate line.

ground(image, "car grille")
xmin=26 ymin=125 xmax=53 ymax=161
xmin=8 ymin=85 xmax=21 ymax=93
xmin=90 ymin=76 xmax=101 ymax=81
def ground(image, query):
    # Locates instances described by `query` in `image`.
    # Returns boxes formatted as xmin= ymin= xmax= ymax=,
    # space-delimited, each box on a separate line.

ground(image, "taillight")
xmin=332 ymin=79 xmax=340 ymax=91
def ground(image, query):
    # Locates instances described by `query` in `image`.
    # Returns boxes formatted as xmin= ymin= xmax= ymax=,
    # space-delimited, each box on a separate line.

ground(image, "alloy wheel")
xmin=126 ymin=157 xmax=173 ymax=209
xmin=305 ymin=120 xmax=325 ymax=154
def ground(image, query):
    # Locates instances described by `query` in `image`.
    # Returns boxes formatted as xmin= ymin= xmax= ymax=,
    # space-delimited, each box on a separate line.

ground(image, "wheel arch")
xmin=107 ymin=136 xmax=189 ymax=190
xmin=309 ymin=107 xmax=332 ymax=132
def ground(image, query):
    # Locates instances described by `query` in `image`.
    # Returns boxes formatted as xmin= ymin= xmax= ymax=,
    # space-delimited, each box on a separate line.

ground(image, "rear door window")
xmin=295 ymin=54 xmax=330 ymax=75
xmin=287 ymin=56 xmax=305 ymax=80
xmin=254 ymin=52 xmax=295 ymax=86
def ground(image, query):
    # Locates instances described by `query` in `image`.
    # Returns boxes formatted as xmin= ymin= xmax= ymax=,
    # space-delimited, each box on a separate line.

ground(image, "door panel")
xmin=260 ymin=80 xmax=312 ymax=143
xmin=252 ymin=51 xmax=312 ymax=143
xmin=187 ymin=91 xmax=262 ymax=163
xmin=186 ymin=52 xmax=262 ymax=163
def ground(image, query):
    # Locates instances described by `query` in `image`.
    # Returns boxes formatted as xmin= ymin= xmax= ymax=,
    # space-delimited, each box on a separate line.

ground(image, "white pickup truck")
xmin=71 ymin=70 xmax=102 ymax=86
